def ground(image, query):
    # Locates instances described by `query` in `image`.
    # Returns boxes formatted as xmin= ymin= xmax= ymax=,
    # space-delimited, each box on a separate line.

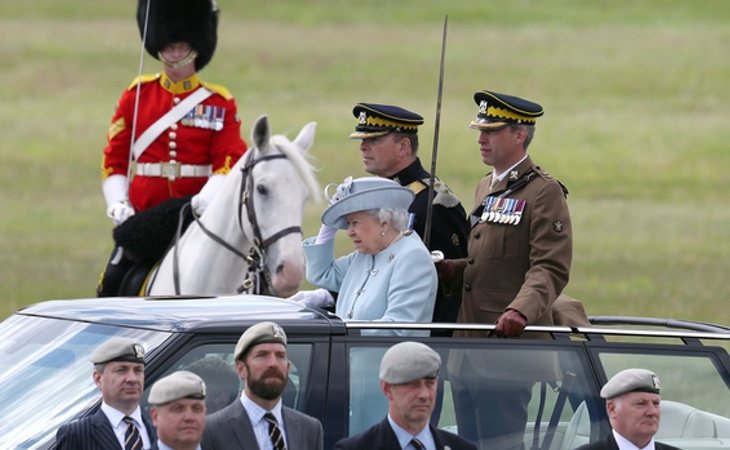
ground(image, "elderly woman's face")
xmin=345 ymin=211 xmax=385 ymax=255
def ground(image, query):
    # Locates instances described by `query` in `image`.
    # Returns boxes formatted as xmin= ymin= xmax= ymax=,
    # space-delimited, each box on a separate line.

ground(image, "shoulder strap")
xmin=132 ymin=87 xmax=213 ymax=160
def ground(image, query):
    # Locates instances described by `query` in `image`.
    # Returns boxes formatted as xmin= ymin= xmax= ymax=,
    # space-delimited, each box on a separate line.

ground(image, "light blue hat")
xmin=321 ymin=176 xmax=414 ymax=229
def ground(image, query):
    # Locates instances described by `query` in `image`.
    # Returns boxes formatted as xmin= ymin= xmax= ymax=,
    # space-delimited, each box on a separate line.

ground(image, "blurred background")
xmin=1 ymin=0 xmax=728 ymax=322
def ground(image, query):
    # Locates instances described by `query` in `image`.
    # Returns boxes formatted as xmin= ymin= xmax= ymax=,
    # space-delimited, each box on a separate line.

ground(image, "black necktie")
xmin=264 ymin=412 xmax=287 ymax=450
xmin=410 ymin=438 xmax=424 ymax=450
xmin=123 ymin=416 xmax=143 ymax=450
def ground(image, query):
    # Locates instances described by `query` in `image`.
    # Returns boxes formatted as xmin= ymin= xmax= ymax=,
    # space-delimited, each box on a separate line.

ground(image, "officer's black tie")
xmin=264 ymin=412 xmax=287 ymax=450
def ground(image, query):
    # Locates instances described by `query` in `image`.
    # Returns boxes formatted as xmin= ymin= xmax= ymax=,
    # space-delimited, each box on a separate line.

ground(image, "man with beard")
xmin=201 ymin=321 xmax=323 ymax=450
xmin=334 ymin=342 xmax=476 ymax=450
xmin=56 ymin=337 xmax=155 ymax=449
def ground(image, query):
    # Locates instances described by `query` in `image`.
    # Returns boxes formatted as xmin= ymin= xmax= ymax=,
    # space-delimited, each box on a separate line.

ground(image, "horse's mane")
xmin=268 ymin=134 xmax=323 ymax=203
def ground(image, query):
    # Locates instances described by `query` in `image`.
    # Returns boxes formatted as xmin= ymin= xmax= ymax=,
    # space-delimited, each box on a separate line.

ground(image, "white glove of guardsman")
xmin=102 ymin=174 xmax=135 ymax=226
xmin=106 ymin=200 xmax=136 ymax=226
xmin=287 ymin=288 xmax=335 ymax=309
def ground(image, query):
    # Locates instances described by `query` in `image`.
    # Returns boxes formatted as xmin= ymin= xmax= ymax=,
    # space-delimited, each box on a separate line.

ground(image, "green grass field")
xmin=1 ymin=0 xmax=728 ymax=323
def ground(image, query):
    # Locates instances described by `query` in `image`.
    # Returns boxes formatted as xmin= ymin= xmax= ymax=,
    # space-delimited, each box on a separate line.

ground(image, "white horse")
xmin=146 ymin=115 xmax=320 ymax=298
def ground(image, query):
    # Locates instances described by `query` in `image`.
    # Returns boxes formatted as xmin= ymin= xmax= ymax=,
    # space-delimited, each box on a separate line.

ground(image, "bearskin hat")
xmin=137 ymin=0 xmax=219 ymax=72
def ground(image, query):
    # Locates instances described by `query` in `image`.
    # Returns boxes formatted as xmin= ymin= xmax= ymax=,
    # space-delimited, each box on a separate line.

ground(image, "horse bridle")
xmin=237 ymin=151 xmax=302 ymax=295
xmin=166 ymin=150 xmax=302 ymax=296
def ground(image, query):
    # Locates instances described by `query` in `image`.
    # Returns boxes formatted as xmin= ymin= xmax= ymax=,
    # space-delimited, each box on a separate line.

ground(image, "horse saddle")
xmin=113 ymin=196 xmax=194 ymax=263
xmin=112 ymin=197 xmax=194 ymax=296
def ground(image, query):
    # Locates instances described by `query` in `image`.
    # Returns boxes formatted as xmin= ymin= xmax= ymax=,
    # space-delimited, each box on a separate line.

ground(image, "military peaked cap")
xmin=350 ymin=103 xmax=424 ymax=139
xmin=469 ymin=90 xmax=544 ymax=130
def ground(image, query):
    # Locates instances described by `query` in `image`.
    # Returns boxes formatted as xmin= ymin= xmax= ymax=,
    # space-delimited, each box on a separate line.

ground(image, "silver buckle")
xmin=161 ymin=161 xmax=180 ymax=180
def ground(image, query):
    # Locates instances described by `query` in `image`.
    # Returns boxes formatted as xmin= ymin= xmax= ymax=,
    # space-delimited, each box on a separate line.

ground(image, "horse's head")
xmin=241 ymin=115 xmax=321 ymax=298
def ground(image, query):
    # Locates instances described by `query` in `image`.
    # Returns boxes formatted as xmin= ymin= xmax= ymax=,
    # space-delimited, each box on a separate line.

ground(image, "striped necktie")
xmin=264 ymin=412 xmax=287 ymax=450
xmin=410 ymin=437 xmax=425 ymax=450
xmin=122 ymin=416 xmax=143 ymax=450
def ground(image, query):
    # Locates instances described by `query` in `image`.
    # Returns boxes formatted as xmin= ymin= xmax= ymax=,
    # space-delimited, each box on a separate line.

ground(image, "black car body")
xmin=0 ymin=295 xmax=728 ymax=450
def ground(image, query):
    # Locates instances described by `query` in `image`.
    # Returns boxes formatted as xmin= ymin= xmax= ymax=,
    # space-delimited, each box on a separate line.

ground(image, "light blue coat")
xmin=303 ymin=232 xmax=437 ymax=336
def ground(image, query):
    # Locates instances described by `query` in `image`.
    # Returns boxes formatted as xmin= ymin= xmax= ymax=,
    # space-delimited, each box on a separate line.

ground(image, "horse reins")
xmin=166 ymin=150 xmax=301 ymax=295
xmin=238 ymin=152 xmax=302 ymax=295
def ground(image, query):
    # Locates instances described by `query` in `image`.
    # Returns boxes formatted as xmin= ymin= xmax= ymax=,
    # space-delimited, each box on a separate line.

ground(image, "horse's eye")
xmin=256 ymin=184 xmax=268 ymax=196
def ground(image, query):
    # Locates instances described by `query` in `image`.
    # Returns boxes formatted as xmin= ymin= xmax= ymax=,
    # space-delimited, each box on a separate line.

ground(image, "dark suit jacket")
xmin=201 ymin=400 xmax=323 ymax=450
xmin=334 ymin=417 xmax=476 ymax=450
xmin=573 ymin=432 xmax=682 ymax=450
xmin=55 ymin=408 xmax=156 ymax=450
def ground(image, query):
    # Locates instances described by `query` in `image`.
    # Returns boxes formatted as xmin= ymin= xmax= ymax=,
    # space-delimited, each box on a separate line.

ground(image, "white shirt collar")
xmin=240 ymin=391 xmax=285 ymax=424
xmin=100 ymin=402 xmax=143 ymax=429
xmin=613 ymin=429 xmax=655 ymax=450
xmin=387 ymin=414 xmax=435 ymax=450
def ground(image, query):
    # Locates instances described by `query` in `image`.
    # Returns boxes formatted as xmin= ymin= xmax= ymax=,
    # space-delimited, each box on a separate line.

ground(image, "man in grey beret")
xmin=573 ymin=368 xmax=681 ymax=450
xmin=335 ymin=341 xmax=476 ymax=450
xmin=56 ymin=337 xmax=156 ymax=450
xmin=202 ymin=321 xmax=323 ymax=450
xmin=149 ymin=371 xmax=206 ymax=450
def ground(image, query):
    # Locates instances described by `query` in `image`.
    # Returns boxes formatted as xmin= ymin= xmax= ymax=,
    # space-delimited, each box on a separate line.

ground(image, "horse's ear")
xmin=293 ymin=121 xmax=317 ymax=153
xmin=252 ymin=115 xmax=271 ymax=151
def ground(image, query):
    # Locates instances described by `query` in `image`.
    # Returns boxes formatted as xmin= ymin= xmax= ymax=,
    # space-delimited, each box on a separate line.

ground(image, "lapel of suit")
xmin=229 ymin=402 xmax=259 ymax=448
xmin=429 ymin=424 xmax=447 ymax=450
xmin=142 ymin=411 xmax=157 ymax=444
xmin=91 ymin=410 xmax=123 ymax=450
xmin=281 ymin=407 xmax=300 ymax=450
xmin=606 ymin=432 xmax=620 ymax=450
xmin=379 ymin=418 xmax=404 ymax=450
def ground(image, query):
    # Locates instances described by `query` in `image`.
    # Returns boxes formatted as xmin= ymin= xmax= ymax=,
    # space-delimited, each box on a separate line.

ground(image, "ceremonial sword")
xmin=423 ymin=15 xmax=448 ymax=249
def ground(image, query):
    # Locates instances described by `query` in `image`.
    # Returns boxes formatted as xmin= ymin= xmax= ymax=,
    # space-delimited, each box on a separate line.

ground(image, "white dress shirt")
xmin=100 ymin=402 xmax=152 ymax=449
xmin=241 ymin=392 xmax=288 ymax=450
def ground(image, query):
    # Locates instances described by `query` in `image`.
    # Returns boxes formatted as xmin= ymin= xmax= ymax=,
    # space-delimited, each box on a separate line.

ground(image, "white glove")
xmin=191 ymin=174 xmax=226 ymax=216
xmin=287 ymin=288 xmax=335 ymax=309
xmin=107 ymin=200 xmax=135 ymax=226
xmin=102 ymin=174 xmax=133 ymax=225
xmin=315 ymin=223 xmax=338 ymax=244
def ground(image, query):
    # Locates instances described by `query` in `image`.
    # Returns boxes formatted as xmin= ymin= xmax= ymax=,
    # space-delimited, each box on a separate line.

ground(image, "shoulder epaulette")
xmin=127 ymin=73 xmax=160 ymax=90
xmin=203 ymin=82 xmax=233 ymax=100
xmin=418 ymin=178 xmax=461 ymax=208
xmin=406 ymin=179 xmax=428 ymax=195
xmin=534 ymin=166 xmax=569 ymax=198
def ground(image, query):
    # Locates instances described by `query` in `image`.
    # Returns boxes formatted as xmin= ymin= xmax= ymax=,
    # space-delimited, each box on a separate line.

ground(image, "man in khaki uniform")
xmin=440 ymin=90 xmax=573 ymax=450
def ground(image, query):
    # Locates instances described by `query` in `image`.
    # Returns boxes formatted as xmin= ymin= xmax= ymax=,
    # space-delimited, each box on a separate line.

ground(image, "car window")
xmin=141 ymin=342 xmax=313 ymax=414
xmin=0 ymin=315 xmax=170 ymax=450
xmin=345 ymin=339 xmax=597 ymax=450
xmin=596 ymin=350 xmax=730 ymax=449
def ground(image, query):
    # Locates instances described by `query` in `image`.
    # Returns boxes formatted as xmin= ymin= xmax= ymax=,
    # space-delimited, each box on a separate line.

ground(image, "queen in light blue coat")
xmin=291 ymin=176 xmax=437 ymax=335
xmin=289 ymin=176 xmax=438 ymax=434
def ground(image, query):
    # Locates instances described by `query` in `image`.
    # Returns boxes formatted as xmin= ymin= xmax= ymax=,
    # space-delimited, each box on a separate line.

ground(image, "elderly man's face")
xmin=151 ymin=398 xmax=206 ymax=448
xmin=383 ymin=377 xmax=437 ymax=428
xmin=94 ymin=361 xmax=144 ymax=412
xmin=608 ymin=392 xmax=661 ymax=448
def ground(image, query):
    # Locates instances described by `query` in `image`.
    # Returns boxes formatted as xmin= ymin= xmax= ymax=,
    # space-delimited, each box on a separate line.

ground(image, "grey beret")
xmin=379 ymin=341 xmax=441 ymax=384
xmin=148 ymin=371 xmax=206 ymax=405
xmin=601 ymin=368 xmax=661 ymax=399
xmin=234 ymin=321 xmax=287 ymax=361
xmin=89 ymin=337 xmax=145 ymax=365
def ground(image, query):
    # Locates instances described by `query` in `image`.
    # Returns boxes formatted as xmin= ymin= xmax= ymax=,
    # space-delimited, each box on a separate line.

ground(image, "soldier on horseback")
xmin=97 ymin=0 xmax=248 ymax=296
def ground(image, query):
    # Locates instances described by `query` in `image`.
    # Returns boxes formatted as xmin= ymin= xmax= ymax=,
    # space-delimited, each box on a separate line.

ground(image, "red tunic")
xmin=101 ymin=72 xmax=248 ymax=212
